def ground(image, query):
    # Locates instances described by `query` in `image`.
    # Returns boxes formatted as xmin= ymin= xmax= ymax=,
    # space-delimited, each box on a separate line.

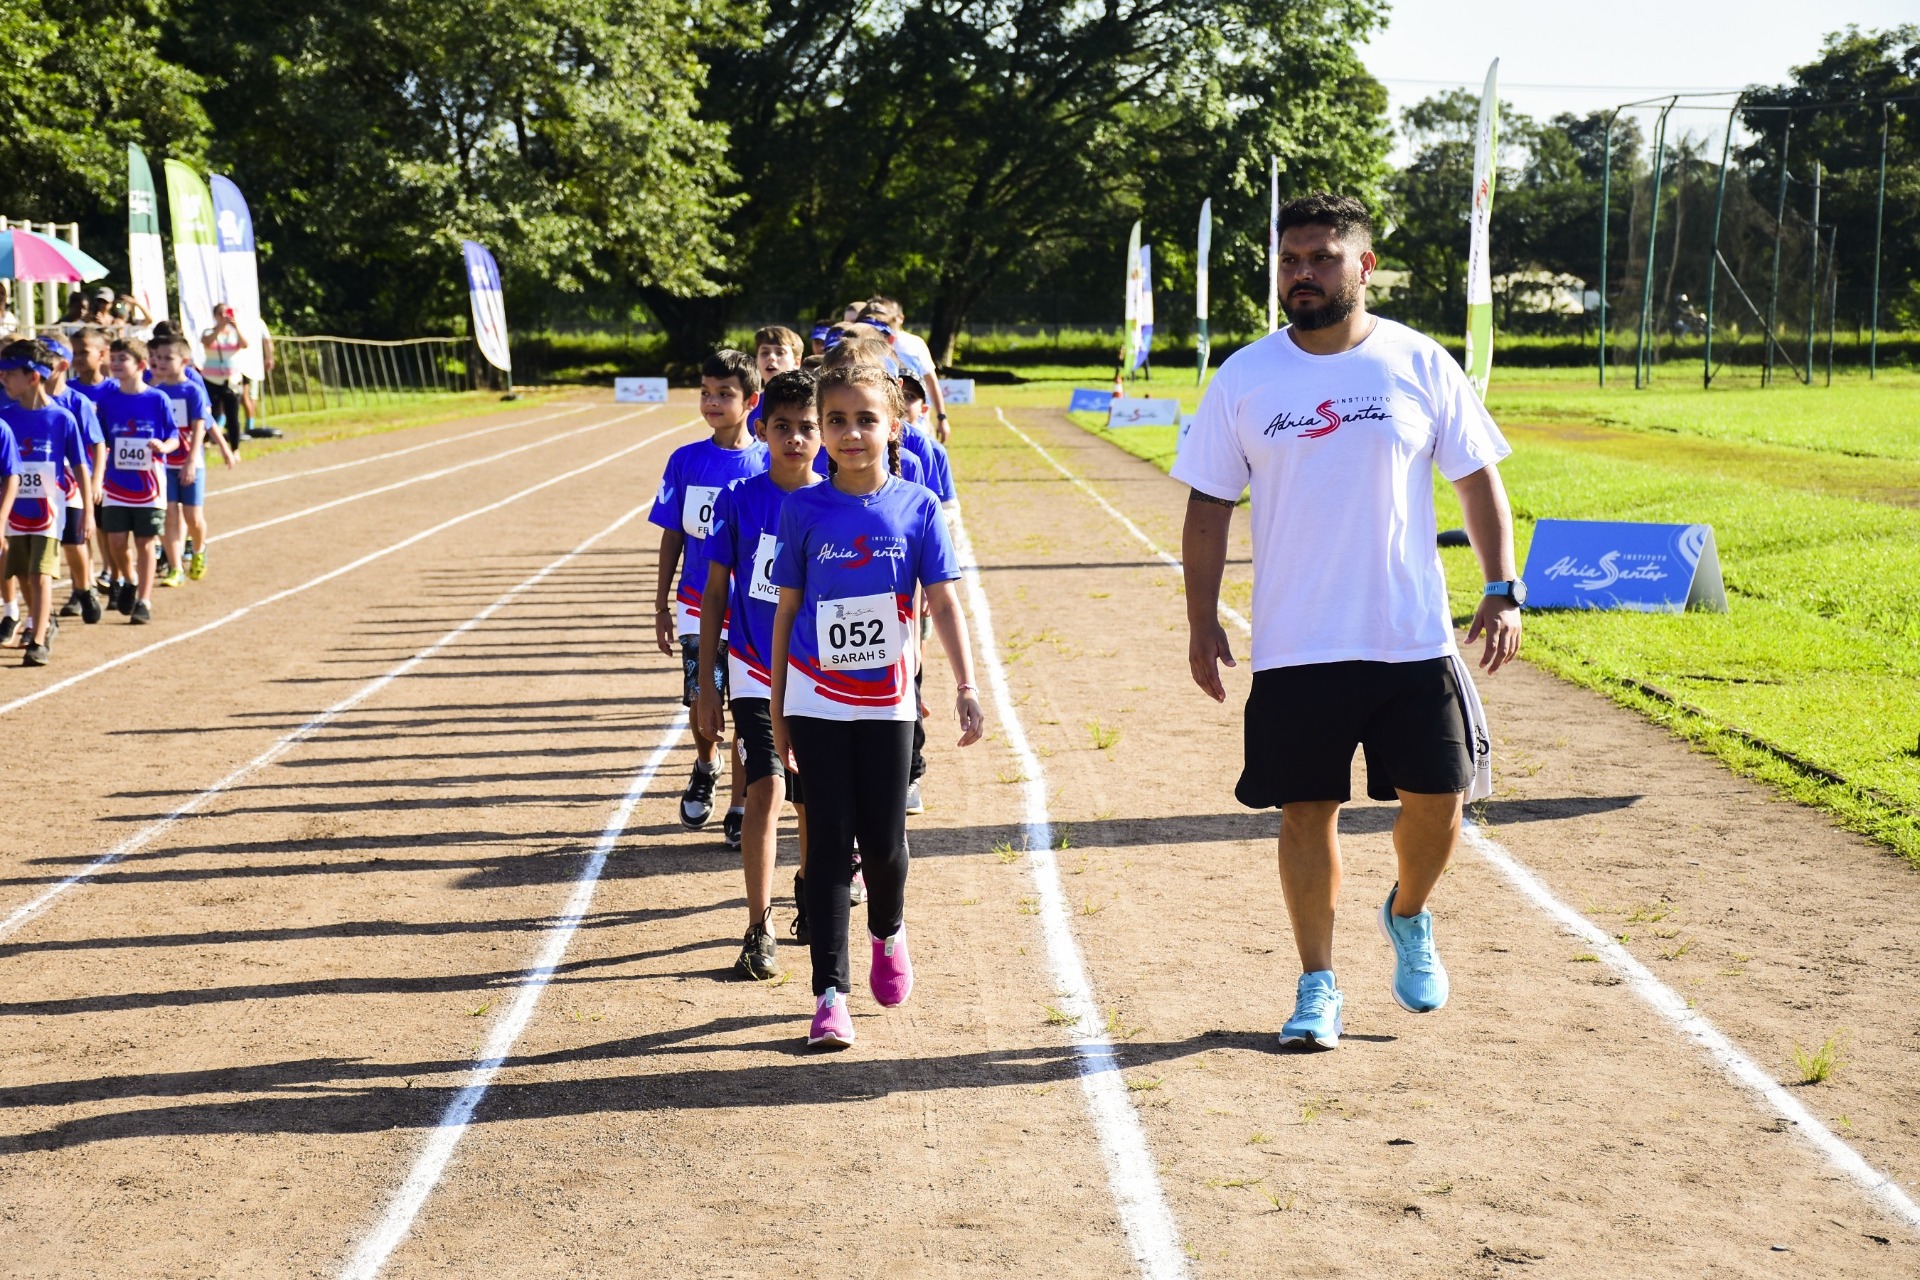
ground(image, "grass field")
xmin=972 ymin=362 xmax=1920 ymax=864
xmin=245 ymin=387 xmax=576 ymax=460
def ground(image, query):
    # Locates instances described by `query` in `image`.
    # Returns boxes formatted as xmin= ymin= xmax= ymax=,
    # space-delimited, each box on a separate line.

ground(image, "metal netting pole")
xmin=1870 ymin=103 xmax=1888 ymax=379
xmin=1635 ymin=99 xmax=1675 ymax=389
xmin=1805 ymin=161 xmax=1820 ymax=387
xmin=1825 ymin=226 xmax=1838 ymax=387
xmin=1598 ymin=112 xmax=1614 ymax=387
xmin=1703 ymin=98 xmax=1741 ymax=389
xmin=381 ymin=343 xmax=401 ymax=400
xmin=1764 ymin=117 xmax=1793 ymax=388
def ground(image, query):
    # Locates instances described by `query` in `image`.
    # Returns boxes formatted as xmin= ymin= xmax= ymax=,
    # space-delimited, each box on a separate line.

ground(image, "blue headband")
xmin=810 ymin=324 xmax=830 ymax=343
xmin=41 ymin=338 xmax=71 ymax=360
xmin=0 ymin=358 xmax=52 ymax=377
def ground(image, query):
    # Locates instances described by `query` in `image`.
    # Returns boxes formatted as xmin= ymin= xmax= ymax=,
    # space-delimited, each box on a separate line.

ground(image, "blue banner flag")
xmin=461 ymin=240 xmax=512 ymax=373
xmin=1069 ymin=389 xmax=1115 ymax=415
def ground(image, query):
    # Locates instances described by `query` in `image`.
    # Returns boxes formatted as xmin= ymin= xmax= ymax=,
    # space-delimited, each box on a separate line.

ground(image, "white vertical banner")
xmin=1121 ymin=219 xmax=1142 ymax=382
xmin=1134 ymin=245 xmax=1154 ymax=371
xmin=1465 ymin=58 xmax=1501 ymax=398
xmin=462 ymin=240 xmax=513 ymax=374
xmin=1195 ymin=198 xmax=1211 ymax=381
xmin=1267 ymin=155 xmax=1280 ymax=333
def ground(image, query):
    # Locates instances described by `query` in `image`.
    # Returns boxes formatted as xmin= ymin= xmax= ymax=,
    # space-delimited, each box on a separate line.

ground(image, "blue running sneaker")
xmin=1378 ymin=883 xmax=1449 ymax=1013
xmin=1278 ymin=970 xmax=1343 ymax=1049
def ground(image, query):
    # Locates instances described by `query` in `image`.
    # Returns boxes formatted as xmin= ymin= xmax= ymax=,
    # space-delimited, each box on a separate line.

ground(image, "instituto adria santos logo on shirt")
xmin=1264 ymin=395 xmax=1390 ymax=441
xmin=818 ymin=535 xmax=906 ymax=567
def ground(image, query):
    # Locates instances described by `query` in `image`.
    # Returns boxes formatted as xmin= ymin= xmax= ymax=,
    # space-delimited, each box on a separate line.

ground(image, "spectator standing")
xmin=200 ymin=304 xmax=248 ymax=452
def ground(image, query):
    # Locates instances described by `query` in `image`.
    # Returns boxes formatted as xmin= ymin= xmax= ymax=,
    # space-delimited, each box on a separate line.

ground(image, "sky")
xmin=1359 ymin=0 xmax=1916 ymax=162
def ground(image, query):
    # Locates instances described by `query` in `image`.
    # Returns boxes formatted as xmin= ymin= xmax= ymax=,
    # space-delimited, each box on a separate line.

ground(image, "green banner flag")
xmin=1464 ymin=58 xmax=1500 ymax=398
xmin=162 ymin=159 xmax=222 ymax=354
xmin=127 ymin=145 xmax=170 ymax=324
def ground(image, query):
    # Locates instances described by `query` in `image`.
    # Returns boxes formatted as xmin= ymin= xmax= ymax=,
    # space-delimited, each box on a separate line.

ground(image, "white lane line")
xmin=0 ymin=418 xmax=700 ymax=722
xmin=208 ymin=407 xmax=651 ymax=545
xmin=1014 ymin=401 xmax=1920 ymax=1238
xmin=212 ymin=402 xmax=601 ymax=496
xmin=949 ymin=510 xmax=1189 ymax=1279
xmin=1465 ymin=825 xmax=1920 ymax=1233
xmin=0 ymin=499 xmax=671 ymax=942
xmin=995 ymin=406 xmax=1249 ymax=633
xmin=338 ymin=711 xmax=689 ymax=1280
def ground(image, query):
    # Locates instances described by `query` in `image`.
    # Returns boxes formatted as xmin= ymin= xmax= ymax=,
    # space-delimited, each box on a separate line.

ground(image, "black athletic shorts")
xmin=60 ymin=504 xmax=87 ymax=546
xmin=678 ymin=634 xmax=727 ymax=708
xmin=1236 ymin=657 xmax=1472 ymax=807
xmin=730 ymin=696 xmax=804 ymax=803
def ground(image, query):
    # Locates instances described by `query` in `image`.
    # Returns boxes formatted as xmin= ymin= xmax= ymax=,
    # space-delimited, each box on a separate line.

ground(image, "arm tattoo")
xmin=1188 ymin=489 xmax=1237 ymax=508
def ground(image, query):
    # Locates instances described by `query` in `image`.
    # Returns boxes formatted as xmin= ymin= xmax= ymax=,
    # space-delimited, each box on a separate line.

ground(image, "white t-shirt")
xmin=893 ymin=331 xmax=936 ymax=380
xmin=1170 ymin=318 xmax=1510 ymax=671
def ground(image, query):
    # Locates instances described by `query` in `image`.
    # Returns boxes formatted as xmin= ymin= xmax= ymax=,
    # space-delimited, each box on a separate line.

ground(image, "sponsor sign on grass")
xmin=1523 ymin=519 xmax=1727 ymax=612
xmin=939 ymin=378 xmax=977 ymax=406
xmin=1069 ymin=388 xmax=1115 ymax=415
xmin=614 ymin=376 xmax=668 ymax=403
xmin=1107 ymin=398 xmax=1182 ymax=427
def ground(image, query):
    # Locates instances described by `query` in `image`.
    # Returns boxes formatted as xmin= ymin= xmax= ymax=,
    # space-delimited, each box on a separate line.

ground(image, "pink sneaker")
xmin=870 ymin=927 xmax=914 ymax=1008
xmin=807 ymin=989 xmax=854 ymax=1049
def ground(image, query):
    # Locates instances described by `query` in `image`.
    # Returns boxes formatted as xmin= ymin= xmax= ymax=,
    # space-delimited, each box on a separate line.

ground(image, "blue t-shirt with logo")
xmin=97 ymin=386 xmax=177 ymax=509
xmin=705 ymin=471 xmax=822 ymax=698
xmin=648 ymin=437 xmax=769 ymax=635
xmin=1 ymin=403 xmax=87 ymax=536
xmin=770 ymin=475 xmax=959 ymax=722
xmin=900 ymin=422 xmax=955 ymax=503
xmin=152 ymin=378 xmax=213 ymax=469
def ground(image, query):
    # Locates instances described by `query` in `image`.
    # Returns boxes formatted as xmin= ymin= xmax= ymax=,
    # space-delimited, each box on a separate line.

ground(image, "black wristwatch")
xmin=1484 ymin=579 xmax=1527 ymax=607
xmin=937 ymin=413 xmax=949 ymax=421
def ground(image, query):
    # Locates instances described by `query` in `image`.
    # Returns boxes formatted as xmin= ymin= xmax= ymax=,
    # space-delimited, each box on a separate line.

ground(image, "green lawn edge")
xmin=1041 ymin=407 xmax=1920 ymax=867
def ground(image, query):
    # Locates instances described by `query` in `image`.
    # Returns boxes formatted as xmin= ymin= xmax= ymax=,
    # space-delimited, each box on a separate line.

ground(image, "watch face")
xmin=1511 ymin=579 xmax=1528 ymax=607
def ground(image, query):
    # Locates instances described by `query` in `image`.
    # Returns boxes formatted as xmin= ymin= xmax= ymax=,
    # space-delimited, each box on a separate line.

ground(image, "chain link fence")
xmin=257 ymin=336 xmax=479 ymax=416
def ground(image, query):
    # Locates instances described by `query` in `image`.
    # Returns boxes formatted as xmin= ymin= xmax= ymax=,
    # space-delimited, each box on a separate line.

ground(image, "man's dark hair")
xmin=1276 ymin=192 xmax=1374 ymax=248
xmin=151 ymin=319 xmax=180 ymax=339
xmin=760 ymin=368 xmax=817 ymax=419
xmin=700 ymin=348 xmax=761 ymax=396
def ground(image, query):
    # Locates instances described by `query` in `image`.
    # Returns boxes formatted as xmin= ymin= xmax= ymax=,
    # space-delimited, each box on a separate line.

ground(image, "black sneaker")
xmin=94 ymin=570 xmax=113 ymax=594
xmin=679 ymin=762 xmax=717 ymax=829
xmin=130 ymin=600 xmax=151 ymax=625
xmin=733 ymin=919 xmax=779 ymax=981
xmin=723 ymin=808 xmax=744 ymax=850
xmin=790 ymin=874 xmax=810 ymax=945
xmin=78 ymin=590 xmax=102 ymax=625
xmin=114 ymin=581 xmax=135 ymax=616
xmin=58 ymin=594 xmax=82 ymax=618
xmin=0 ymin=616 xmax=14 ymax=646
xmin=22 ymin=640 xmax=49 ymax=667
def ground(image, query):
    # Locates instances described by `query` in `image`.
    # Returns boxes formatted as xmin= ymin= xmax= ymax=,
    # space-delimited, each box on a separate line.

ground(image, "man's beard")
xmin=1281 ymin=277 xmax=1363 ymax=331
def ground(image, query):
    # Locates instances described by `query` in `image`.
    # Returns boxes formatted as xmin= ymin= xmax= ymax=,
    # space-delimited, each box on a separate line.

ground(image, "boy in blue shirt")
xmin=150 ymin=335 xmax=236 ymax=587
xmin=0 ymin=339 xmax=92 ymax=665
xmin=44 ymin=338 xmax=107 ymax=624
xmin=651 ymin=350 xmax=768 ymax=840
xmin=698 ymin=368 xmax=821 ymax=979
xmin=97 ymin=338 xmax=182 ymax=624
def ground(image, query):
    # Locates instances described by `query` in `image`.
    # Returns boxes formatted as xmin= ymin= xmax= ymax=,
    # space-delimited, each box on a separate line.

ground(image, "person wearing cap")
xmin=83 ymin=289 xmax=117 ymax=331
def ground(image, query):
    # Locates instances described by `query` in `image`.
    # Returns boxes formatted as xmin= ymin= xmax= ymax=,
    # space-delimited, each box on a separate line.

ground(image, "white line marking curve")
xmin=0 ymin=498 xmax=670 ymax=941
xmin=0 ymin=418 xmax=699 ymax=722
xmin=999 ymin=401 xmax=1920 ymax=1237
xmin=949 ymin=510 xmax=1189 ymax=1279
xmin=338 ymin=711 xmax=689 ymax=1279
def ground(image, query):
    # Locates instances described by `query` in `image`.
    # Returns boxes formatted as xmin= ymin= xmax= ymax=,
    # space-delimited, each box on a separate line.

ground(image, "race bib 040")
xmin=114 ymin=438 xmax=153 ymax=471
xmin=748 ymin=532 xmax=779 ymax=604
xmin=683 ymin=485 xmax=720 ymax=538
xmin=816 ymin=592 xmax=897 ymax=670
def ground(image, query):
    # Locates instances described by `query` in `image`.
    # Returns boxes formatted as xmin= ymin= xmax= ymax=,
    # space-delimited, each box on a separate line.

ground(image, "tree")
xmin=164 ymin=0 xmax=745 ymax=335
xmin=680 ymin=0 xmax=1391 ymax=364
xmin=0 ymin=0 xmax=208 ymax=282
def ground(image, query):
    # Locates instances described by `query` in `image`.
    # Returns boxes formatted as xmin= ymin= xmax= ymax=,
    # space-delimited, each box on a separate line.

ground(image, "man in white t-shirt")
xmin=1172 ymin=192 xmax=1523 ymax=1052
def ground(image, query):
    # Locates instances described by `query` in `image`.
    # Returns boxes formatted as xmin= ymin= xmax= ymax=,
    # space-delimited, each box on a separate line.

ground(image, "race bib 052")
xmin=816 ymin=592 xmax=898 ymax=670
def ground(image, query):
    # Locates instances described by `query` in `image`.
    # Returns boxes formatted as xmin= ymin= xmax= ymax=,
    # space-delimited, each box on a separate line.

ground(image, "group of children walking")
xmin=649 ymin=309 xmax=979 ymax=1049
xmin=0 ymin=325 xmax=235 ymax=663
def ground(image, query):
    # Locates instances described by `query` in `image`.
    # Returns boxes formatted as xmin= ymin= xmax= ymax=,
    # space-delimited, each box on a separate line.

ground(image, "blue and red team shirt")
xmin=97 ymin=386 xmax=177 ymax=509
xmin=648 ymin=437 xmax=769 ymax=636
xmin=1 ymin=403 xmax=87 ymax=537
xmin=52 ymin=385 xmax=104 ymax=509
xmin=809 ymin=442 xmax=931 ymax=491
xmin=152 ymin=378 xmax=212 ymax=470
xmin=143 ymin=365 xmax=207 ymax=391
xmin=0 ymin=420 xmax=19 ymax=497
xmin=900 ymin=422 xmax=956 ymax=504
xmin=705 ymin=471 xmax=822 ymax=698
xmin=771 ymin=475 xmax=960 ymax=722
xmin=67 ymin=377 xmax=112 ymax=407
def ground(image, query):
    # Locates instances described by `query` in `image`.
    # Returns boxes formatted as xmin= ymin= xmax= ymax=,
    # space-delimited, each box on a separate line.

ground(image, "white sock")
xmin=3 ymin=601 xmax=16 ymax=620
xmin=695 ymin=758 xmax=718 ymax=775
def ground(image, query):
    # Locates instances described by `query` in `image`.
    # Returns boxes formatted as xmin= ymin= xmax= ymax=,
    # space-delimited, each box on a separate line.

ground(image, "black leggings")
xmin=205 ymin=380 xmax=241 ymax=451
xmin=786 ymin=715 xmax=913 ymax=995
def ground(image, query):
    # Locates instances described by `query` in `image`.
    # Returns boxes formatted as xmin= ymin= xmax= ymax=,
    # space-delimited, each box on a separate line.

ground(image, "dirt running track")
xmin=1 ymin=393 xmax=1915 ymax=1277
